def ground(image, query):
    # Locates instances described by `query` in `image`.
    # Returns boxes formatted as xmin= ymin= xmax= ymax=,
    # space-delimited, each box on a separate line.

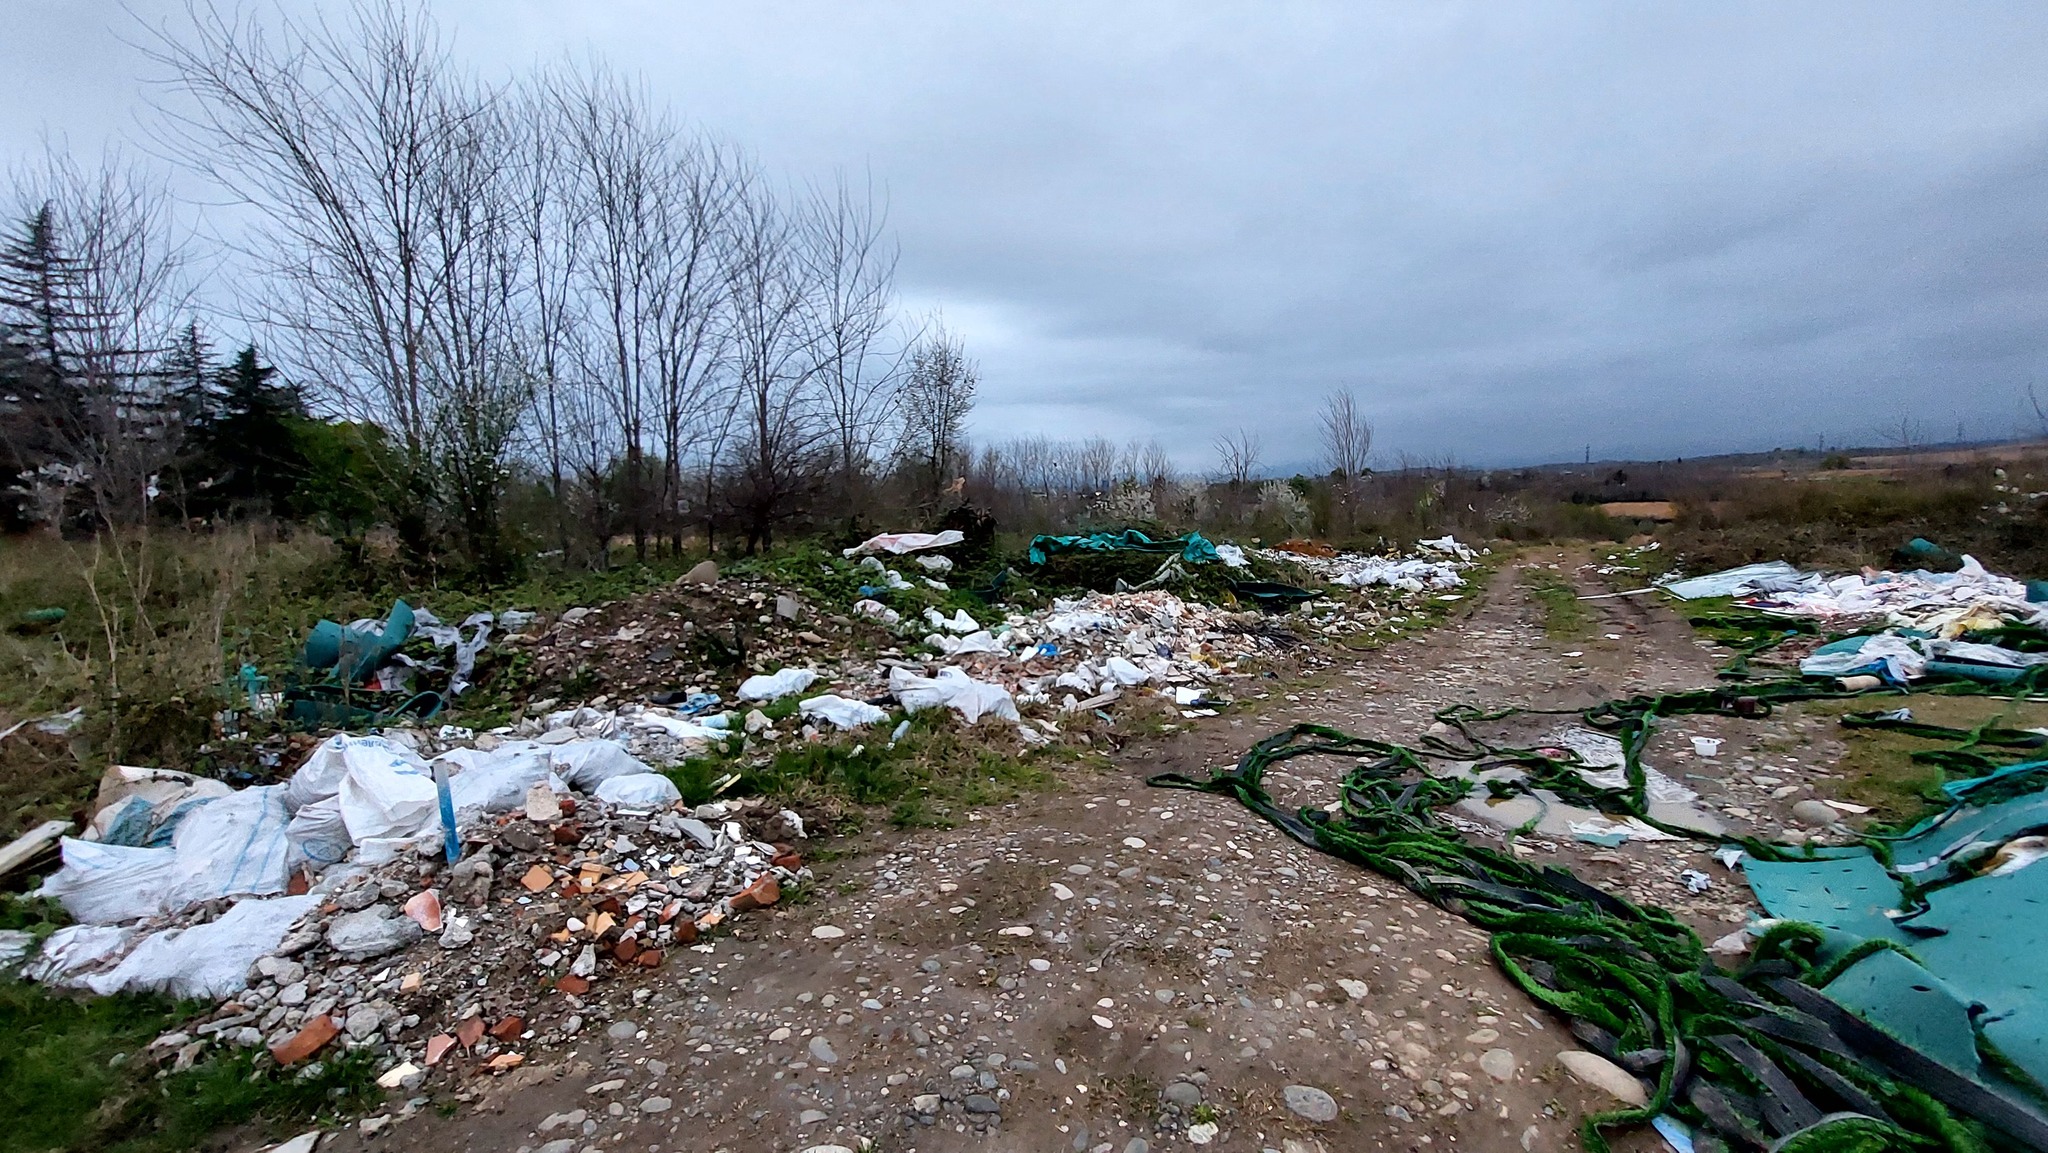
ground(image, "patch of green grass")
xmin=1518 ymin=565 xmax=1589 ymax=640
xmin=0 ymin=981 xmax=380 ymax=1153
xmin=664 ymin=710 xmax=1056 ymax=829
xmin=1800 ymin=696 xmax=2048 ymax=826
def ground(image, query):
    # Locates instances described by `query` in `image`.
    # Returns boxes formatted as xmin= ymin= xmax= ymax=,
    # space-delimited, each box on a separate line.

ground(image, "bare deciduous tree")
xmin=805 ymin=172 xmax=901 ymax=515
xmin=1214 ymin=426 xmax=1262 ymax=487
xmin=895 ymin=317 xmax=977 ymax=507
xmin=723 ymin=177 xmax=826 ymax=551
xmin=151 ymin=0 xmax=533 ymax=566
xmin=1320 ymin=388 xmax=1373 ymax=481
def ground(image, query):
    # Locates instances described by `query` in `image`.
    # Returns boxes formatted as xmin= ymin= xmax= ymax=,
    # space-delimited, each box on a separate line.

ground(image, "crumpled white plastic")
xmin=738 ymin=668 xmax=820 ymax=701
xmin=799 ymin=694 xmax=891 ymax=729
xmin=888 ymin=666 xmax=1021 ymax=724
xmin=842 ymin=530 xmax=965 ymax=557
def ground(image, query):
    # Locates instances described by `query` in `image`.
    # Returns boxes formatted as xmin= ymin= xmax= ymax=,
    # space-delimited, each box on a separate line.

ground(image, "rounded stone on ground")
xmin=1283 ymin=1084 xmax=1339 ymax=1122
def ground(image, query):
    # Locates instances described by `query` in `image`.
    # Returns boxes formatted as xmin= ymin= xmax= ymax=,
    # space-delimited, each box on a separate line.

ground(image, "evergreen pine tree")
xmin=189 ymin=344 xmax=309 ymax=517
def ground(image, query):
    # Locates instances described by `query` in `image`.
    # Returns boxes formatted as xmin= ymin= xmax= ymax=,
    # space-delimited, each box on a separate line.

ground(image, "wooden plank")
xmin=0 ymin=818 xmax=71 ymax=879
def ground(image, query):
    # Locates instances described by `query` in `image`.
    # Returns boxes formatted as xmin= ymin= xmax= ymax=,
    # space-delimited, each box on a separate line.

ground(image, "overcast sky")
xmin=7 ymin=2 xmax=2048 ymax=471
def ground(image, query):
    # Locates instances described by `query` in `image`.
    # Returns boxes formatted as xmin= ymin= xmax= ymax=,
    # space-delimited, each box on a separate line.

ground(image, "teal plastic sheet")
xmin=1744 ymin=773 xmax=2048 ymax=1109
xmin=1026 ymin=530 xmax=1220 ymax=566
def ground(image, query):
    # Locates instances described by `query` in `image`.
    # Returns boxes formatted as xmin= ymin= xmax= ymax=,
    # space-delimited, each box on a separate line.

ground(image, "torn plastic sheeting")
xmin=930 ymin=630 xmax=1004 ymax=656
xmin=591 ymin=772 xmax=682 ymax=808
xmin=1659 ymin=561 xmax=1809 ymax=601
xmin=842 ymin=530 xmax=965 ymax=557
xmin=91 ymin=774 xmax=233 ymax=848
xmin=799 ymin=694 xmax=891 ymax=730
xmin=1742 ymin=783 xmax=2048 ymax=1104
xmin=300 ymin=599 xmax=414 ymax=684
xmin=81 ymin=894 xmax=319 ymax=1000
xmin=631 ymin=712 xmax=727 ymax=741
xmin=1215 ymin=543 xmax=1249 ymax=569
xmin=411 ymin=607 xmax=495 ymax=696
xmin=888 ymin=666 xmax=1020 ymax=725
xmin=1799 ymin=634 xmax=1928 ymax=683
xmin=737 ymin=667 xmax=820 ymax=701
xmin=923 ymin=606 xmax=980 ymax=634
xmin=24 ymin=923 xmax=135 ymax=985
xmin=1329 ymin=557 xmax=1465 ymax=591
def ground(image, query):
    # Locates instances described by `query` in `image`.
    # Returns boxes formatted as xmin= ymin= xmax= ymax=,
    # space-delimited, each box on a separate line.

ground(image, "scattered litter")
xmin=1688 ymin=736 xmax=1722 ymax=758
xmin=737 ymin=668 xmax=820 ymax=702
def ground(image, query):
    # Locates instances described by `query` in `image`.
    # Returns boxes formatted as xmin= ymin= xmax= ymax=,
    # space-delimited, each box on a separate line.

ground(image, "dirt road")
xmin=323 ymin=549 xmax=1849 ymax=1153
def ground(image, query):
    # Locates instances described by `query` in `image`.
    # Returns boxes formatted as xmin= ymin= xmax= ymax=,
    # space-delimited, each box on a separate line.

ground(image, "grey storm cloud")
xmin=7 ymin=1 xmax=2048 ymax=471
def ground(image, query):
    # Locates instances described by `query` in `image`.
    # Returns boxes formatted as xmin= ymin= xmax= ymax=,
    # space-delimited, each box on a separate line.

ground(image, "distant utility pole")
xmin=1583 ymin=444 xmax=1590 ymax=464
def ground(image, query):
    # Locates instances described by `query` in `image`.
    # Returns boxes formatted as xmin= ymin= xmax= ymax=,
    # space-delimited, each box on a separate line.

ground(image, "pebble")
xmin=1028 ymin=958 xmax=1051 ymax=971
xmin=811 ymin=925 xmax=846 ymax=940
xmin=808 ymin=1036 xmax=839 ymax=1064
xmin=1480 ymin=1048 xmax=1517 ymax=1081
xmin=607 ymin=1021 xmax=639 ymax=1040
xmin=1557 ymin=1050 xmax=1648 ymax=1106
xmin=1283 ymin=1084 xmax=1339 ymax=1122
xmin=798 ymin=1108 xmax=828 ymax=1124
xmin=1791 ymin=799 xmax=1839 ymax=827
xmin=1164 ymin=1081 xmax=1203 ymax=1107
xmin=639 ymin=1096 xmax=671 ymax=1113
xmin=965 ymin=1094 xmax=1000 ymax=1114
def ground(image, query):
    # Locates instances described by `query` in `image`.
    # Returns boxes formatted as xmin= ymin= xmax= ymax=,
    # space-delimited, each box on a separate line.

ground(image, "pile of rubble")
xmin=171 ymin=794 xmax=807 ymax=1085
xmin=17 ymin=726 xmax=811 ymax=1088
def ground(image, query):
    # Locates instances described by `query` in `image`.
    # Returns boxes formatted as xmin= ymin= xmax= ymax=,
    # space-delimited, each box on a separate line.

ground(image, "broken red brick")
xmin=672 ymin=920 xmax=699 ymax=945
xmin=556 ymin=974 xmax=590 ymax=996
xmin=269 ymin=1015 xmax=340 ymax=1065
xmin=488 ymin=1015 xmax=524 ymax=1042
xmin=729 ymin=875 xmax=780 ymax=912
xmin=771 ymin=852 xmax=803 ymax=871
xmin=612 ymin=939 xmax=640 ymax=963
xmin=455 ymin=1016 xmax=486 ymax=1050
xmin=633 ymin=948 xmax=663 ymax=968
xmin=423 ymin=1034 xmax=456 ymax=1066
xmin=595 ymin=896 xmax=623 ymax=916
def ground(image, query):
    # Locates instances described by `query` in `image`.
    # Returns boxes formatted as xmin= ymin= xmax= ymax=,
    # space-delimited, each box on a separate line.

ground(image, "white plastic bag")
xmin=592 ymin=773 xmax=682 ymax=808
xmin=799 ymin=694 xmax=890 ymax=729
xmin=436 ymin=748 xmax=556 ymax=813
xmin=737 ymin=668 xmax=820 ymax=701
xmin=81 ymin=895 xmax=318 ymax=999
xmin=548 ymin=740 xmax=656 ymax=791
xmin=889 ymin=666 xmax=1021 ymax=725
xmin=286 ymin=734 xmax=422 ymax=813
xmin=337 ymin=750 xmax=439 ymax=843
xmin=285 ymin=796 xmax=352 ymax=869
xmin=36 ymin=839 xmax=176 ymax=924
xmin=166 ymin=785 xmax=293 ymax=908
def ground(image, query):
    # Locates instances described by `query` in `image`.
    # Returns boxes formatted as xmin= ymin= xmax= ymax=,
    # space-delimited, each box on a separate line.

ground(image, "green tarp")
xmin=1025 ymin=529 xmax=1220 ymax=566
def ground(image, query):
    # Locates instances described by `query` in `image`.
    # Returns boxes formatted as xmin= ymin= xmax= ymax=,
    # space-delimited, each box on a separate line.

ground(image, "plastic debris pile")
xmin=19 ymin=730 xmax=807 ymax=1083
xmin=1661 ymin=554 xmax=2048 ymax=685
